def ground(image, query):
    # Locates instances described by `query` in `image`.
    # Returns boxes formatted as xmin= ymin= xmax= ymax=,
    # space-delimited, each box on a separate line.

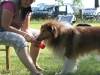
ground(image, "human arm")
xmin=21 ymin=12 xmax=31 ymax=31
xmin=21 ymin=12 xmax=34 ymax=37
xmin=1 ymin=8 xmax=35 ymax=42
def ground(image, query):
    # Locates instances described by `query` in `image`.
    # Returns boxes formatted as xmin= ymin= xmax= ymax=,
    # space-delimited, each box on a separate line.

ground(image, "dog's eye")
xmin=42 ymin=30 xmax=45 ymax=32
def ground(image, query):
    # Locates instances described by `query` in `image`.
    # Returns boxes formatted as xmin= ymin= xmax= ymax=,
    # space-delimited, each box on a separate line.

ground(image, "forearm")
xmin=21 ymin=14 xmax=31 ymax=32
xmin=3 ymin=25 xmax=26 ymax=36
xmin=3 ymin=25 xmax=35 ymax=42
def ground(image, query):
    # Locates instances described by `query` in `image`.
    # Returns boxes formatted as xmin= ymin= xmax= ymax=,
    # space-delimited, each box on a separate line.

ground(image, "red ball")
xmin=39 ymin=44 xmax=45 ymax=49
xmin=36 ymin=41 xmax=45 ymax=49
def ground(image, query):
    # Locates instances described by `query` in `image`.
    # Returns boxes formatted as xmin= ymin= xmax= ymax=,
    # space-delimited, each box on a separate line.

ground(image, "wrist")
xmin=24 ymin=33 xmax=27 ymax=37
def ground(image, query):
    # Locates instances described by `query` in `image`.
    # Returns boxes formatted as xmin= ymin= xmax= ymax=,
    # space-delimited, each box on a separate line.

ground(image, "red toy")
xmin=34 ymin=41 xmax=45 ymax=49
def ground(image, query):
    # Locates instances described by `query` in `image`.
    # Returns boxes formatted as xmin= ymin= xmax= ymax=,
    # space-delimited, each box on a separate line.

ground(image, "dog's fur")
xmin=37 ymin=20 xmax=100 ymax=75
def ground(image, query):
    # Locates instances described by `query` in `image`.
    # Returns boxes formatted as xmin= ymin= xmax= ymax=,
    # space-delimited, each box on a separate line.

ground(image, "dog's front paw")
xmin=55 ymin=72 xmax=65 ymax=75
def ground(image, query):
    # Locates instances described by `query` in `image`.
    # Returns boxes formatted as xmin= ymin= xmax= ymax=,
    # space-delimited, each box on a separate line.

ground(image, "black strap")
xmin=22 ymin=6 xmax=32 ymax=20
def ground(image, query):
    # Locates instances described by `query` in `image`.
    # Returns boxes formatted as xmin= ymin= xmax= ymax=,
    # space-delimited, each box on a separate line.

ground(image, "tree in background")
xmin=95 ymin=0 xmax=99 ymax=8
xmin=55 ymin=0 xmax=82 ymax=5
xmin=55 ymin=0 xmax=83 ymax=15
xmin=73 ymin=0 xmax=83 ymax=16
xmin=73 ymin=0 xmax=82 ymax=6
xmin=55 ymin=0 xmax=64 ymax=5
xmin=73 ymin=0 xmax=81 ymax=3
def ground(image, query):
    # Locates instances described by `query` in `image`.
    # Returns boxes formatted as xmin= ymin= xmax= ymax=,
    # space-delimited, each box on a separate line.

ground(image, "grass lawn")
xmin=0 ymin=20 xmax=100 ymax=75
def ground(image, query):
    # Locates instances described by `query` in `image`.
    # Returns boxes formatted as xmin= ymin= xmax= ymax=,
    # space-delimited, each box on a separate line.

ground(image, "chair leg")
xmin=6 ymin=46 xmax=10 ymax=70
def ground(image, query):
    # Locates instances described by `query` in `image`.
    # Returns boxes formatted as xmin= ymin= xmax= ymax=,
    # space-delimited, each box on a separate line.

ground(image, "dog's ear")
xmin=51 ymin=26 xmax=58 ymax=38
xmin=45 ymin=25 xmax=58 ymax=38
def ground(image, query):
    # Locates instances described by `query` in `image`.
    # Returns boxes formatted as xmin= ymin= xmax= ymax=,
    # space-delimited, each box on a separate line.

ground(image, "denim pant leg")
xmin=0 ymin=31 xmax=28 ymax=53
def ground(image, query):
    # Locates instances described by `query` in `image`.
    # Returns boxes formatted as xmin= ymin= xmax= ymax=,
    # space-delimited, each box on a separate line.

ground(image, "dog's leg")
xmin=55 ymin=57 xmax=78 ymax=75
xmin=65 ymin=57 xmax=78 ymax=74
xmin=55 ymin=57 xmax=68 ymax=75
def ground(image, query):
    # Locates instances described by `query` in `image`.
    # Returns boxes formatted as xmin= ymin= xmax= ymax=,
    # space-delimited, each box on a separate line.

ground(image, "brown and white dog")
xmin=37 ymin=20 xmax=100 ymax=75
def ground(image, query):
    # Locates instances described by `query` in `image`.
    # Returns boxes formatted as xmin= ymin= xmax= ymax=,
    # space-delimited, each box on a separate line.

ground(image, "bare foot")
xmin=36 ymin=65 xmax=44 ymax=71
xmin=36 ymin=73 xmax=43 ymax=75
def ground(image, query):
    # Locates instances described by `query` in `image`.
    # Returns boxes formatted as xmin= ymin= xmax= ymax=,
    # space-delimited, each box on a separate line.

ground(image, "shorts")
xmin=0 ymin=29 xmax=40 ymax=53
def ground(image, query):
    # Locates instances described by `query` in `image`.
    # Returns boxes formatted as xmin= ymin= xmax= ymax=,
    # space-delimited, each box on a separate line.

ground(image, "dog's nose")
xmin=36 ymin=38 xmax=40 ymax=41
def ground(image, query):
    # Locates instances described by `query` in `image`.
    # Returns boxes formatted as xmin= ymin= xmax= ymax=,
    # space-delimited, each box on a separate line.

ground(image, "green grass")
xmin=0 ymin=21 xmax=100 ymax=75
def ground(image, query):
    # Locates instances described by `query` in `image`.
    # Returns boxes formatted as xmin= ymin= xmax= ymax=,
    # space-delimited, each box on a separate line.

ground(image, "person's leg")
xmin=30 ymin=45 xmax=43 ymax=71
xmin=29 ymin=29 xmax=43 ymax=71
xmin=17 ymin=46 xmax=40 ymax=75
xmin=0 ymin=31 xmax=43 ymax=75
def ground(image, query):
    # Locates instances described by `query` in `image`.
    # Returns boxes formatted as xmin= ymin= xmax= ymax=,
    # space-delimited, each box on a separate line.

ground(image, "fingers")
xmin=24 ymin=33 xmax=35 ymax=42
xmin=24 ymin=33 xmax=39 ymax=47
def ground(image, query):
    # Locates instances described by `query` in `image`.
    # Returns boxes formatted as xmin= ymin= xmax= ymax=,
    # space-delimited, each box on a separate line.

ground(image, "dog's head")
xmin=37 ymin=20 xmax=59 ymax=41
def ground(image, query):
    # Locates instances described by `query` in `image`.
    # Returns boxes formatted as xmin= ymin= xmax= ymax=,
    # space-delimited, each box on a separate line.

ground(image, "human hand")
xmin=24 ymin=33 xmax=36 ymax=42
